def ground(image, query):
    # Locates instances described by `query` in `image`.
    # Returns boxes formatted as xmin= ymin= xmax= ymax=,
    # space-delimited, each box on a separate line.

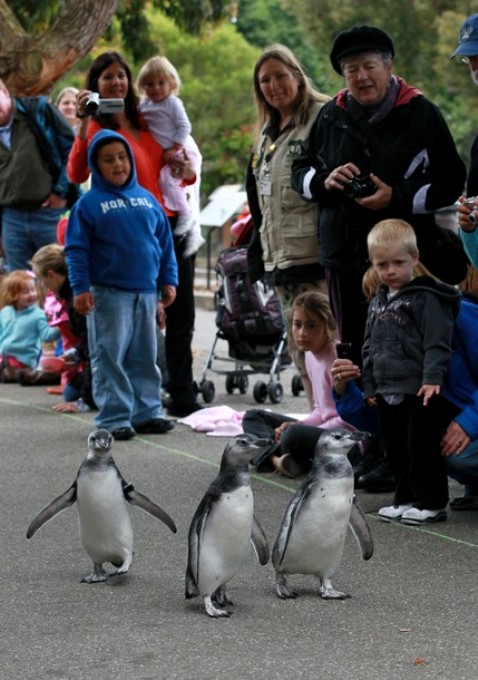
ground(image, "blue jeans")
xmin=446 ymin=441 xmax=478 ymax=495
xmin=87 ymin=286 xmax=163 ymax=431
xmin=2 ymin=206 xmax=64 ymax=271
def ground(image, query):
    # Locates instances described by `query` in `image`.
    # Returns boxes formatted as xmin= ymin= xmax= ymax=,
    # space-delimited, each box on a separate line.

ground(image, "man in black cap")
xmin=292 ymin=24 xmax=466 ymax=352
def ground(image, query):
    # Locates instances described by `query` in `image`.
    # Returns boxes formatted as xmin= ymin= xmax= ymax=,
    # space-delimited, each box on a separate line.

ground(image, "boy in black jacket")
xmin=362 ymin=219 xmax=460 ymax=525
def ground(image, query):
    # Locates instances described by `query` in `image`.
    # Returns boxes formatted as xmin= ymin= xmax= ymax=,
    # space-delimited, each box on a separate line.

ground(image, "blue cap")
xmin=451 ymin=14 xmax=478 ymax=58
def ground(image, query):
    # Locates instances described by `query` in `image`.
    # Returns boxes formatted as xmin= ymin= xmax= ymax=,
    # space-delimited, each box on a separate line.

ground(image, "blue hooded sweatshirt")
xmin=65 ymin=130 xmax=178 ymax=296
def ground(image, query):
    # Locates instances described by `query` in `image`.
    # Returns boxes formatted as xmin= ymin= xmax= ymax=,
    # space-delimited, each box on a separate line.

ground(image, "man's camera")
xmin=464 ymin=197 xmax=478 ymax=225
xmin=85 ymin=93 xmax=124 ymax=115
xmin=342 ymin=174 xmax=376 ymax=199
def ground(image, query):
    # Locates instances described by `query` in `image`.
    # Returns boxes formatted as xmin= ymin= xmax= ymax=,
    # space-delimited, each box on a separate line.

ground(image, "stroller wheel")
xmin=253 ymin=381 xmax=268 ymax=404
xmin=291 ymin=374 xmax=303 ymax=396
xmin=200 ymin=379 xmax=215 ymax=404
xmin=238 ymin=375 xmax=249 ymax=394
xmin=225 ymin=374 xmax=236 ymax=394
xmin=268 ymin=381 xmax=283 ymax=404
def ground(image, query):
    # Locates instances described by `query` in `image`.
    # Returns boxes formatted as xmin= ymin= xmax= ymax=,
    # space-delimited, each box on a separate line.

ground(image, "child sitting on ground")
xmin=136 ymin=55 xmax=204 ymax=258
xmin=243 ymin=291 xmax=354 ymax=475
xmin=0 ymin=270 xmax=60 ymax=383
xmin=31 ymin=243 xmax=96 ymax=413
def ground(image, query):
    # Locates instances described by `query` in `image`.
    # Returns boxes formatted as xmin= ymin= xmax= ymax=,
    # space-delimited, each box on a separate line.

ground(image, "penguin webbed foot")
xmin=81 ymin=563 xmax=108 ymax=583
xmin=319 ymin=577 xmax=350 ymax=600
xmin=212 ymin=585 xmax=233 ymax=607
xmin=111 ymin=555 xmax=133 ymax=577
xmin=275 ymin=573 xmax=298 ymax=599
xmin=204 ymin=595 xmax=232 ymax=618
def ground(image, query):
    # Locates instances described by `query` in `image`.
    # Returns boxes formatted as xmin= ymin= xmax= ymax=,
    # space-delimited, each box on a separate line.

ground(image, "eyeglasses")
xmin=460 ymin=56 xmax=478 ymax=64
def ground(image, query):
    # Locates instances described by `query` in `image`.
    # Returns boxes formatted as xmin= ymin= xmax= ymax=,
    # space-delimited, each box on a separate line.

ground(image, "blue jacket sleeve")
xmin=333 ymin=381 xmax=381 ymax=437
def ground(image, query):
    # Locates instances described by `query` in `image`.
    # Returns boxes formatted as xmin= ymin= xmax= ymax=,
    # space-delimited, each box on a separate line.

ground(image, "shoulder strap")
xmin=17 ymin=98 xmax=60 ymax=183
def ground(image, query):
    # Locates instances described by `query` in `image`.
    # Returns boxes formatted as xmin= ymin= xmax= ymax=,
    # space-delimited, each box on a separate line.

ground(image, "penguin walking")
xmin=27 ymin=429 xmax=177 ymax=583
xmin=272 ymin=429 xmax=373 ymax=600
xmin=185 ymin=434 xmax=271 ymax=618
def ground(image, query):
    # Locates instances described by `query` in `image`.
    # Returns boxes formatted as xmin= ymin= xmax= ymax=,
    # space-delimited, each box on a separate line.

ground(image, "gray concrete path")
xmin=1 ymin=306 xmax=478 ymax=680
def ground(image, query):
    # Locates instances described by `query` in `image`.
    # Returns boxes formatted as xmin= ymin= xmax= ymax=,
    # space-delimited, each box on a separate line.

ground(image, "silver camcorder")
xmin=464 ymin=197 xmax=478 ymax=225
xmin=85 ymin=92 xmax=124 ymax=115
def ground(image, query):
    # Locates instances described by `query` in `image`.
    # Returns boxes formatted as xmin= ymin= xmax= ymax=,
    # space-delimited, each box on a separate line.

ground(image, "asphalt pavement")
xmin=1 ymin=305 xmax=478 ymax=680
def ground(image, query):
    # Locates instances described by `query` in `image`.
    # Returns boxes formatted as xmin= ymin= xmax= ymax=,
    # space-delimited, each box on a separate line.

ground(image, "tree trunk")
xmin=0 ymin=0 xmax=119 ymax=95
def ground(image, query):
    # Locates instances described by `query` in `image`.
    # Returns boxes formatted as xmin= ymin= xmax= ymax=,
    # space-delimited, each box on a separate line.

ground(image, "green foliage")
xmin=234 ymin=0 xmax=326 ymax=89
xmin=7 ymin=0 xmax=66 ymax=30
xmin=153 ymin=0 xmax=231 ymax=35
xmin=116 ymin=0 xmax=157 ymax=62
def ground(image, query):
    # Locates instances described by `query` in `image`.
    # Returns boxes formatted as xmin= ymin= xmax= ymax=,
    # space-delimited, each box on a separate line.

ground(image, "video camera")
xmin=85 ymin=92 xmax=124 ymax=115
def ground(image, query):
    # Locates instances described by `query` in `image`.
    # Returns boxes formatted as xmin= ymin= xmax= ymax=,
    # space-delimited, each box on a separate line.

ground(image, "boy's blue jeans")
xmin=87 ymin=285 xmax=163 ymax=431
xmin=446 ymin=441 xmax=478 ymax=496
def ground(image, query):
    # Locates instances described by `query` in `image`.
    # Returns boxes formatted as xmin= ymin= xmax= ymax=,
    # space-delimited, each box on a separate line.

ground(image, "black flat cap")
xmin=330 ymin=25 xmax=395 ymax=74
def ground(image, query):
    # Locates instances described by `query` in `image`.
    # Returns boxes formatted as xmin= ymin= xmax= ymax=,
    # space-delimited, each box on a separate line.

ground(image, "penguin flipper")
xmin=124 ymin=486 xmax=177 ymax=533
xmin=349 ymin=499 xmax=374 ymax=560
xmin=185 ymin=564 xmax=199 ymax=599
xmin=251 ymin=514 xmax=270 ymax=565
xmin=26 ymin=483 xmax=77 ymax=539
xmin=272 ymin=481 xmax=312 ymax=567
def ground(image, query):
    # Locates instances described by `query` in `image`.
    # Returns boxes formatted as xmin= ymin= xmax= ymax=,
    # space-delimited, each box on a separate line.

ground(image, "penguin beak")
xmin=349 ymin=431 xmax=371 ymax=441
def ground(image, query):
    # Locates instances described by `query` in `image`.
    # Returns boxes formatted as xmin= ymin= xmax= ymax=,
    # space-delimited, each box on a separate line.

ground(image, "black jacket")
xmin=362 ymin=276 xmax=461 ymax=399
xmin=291 ymin=82 xmax=466 ymax=278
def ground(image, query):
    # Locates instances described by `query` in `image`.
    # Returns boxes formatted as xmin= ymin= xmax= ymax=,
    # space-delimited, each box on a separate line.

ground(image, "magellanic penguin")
xmin=185 ymin=434 xmax=271 ymax=618
xmin=27 ymin=429 xmax=177 ymax=583
xmin=272 ymin=428 xmax=373 ymax=600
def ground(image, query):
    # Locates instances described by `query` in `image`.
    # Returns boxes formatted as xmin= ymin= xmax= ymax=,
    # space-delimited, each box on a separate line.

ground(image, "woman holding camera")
xmin=67 ymin=52 xmax=203 ymax=418
xmin=291 ymin=25 xmax=466 ymax=355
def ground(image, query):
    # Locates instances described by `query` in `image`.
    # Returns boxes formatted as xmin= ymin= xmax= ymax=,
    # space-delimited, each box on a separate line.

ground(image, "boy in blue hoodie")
xmin=65 ymin=130 xmax=178 ymax=440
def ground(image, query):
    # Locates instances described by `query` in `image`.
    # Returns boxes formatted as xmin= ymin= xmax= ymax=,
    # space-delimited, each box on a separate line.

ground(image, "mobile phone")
xmin=336 ymin=342 xmax=354 ymax=361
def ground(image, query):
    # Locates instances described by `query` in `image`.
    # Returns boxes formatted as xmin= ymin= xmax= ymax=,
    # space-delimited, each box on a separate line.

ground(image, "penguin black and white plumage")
xmin=272 ymin=429 xmax=373 ymax=600
xmin=185 ymin=434 xmax=271 ymax=618
xmin=27 ymin=428 xmax=177 ymax=583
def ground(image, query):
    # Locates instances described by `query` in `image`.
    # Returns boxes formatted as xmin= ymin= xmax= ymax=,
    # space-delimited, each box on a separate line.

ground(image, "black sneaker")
xmin=134 ymin=418 xmax=175 ymax=434
xmin=356 ymin=459 xmax=396 ymax=493
xmin=165 ymin=400 xmax=203 ymax=418
xmin=111 ymin=427 xmax=136 ymax=441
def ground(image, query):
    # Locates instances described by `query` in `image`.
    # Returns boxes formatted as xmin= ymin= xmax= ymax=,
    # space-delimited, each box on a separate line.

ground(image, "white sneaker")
xmin=378 ymin=503 xmax=413 ymax=522
xmin=401 ymin=507 xmax=447 ymax=525
xmin=183 ymin=232 xmax=205 ymax=258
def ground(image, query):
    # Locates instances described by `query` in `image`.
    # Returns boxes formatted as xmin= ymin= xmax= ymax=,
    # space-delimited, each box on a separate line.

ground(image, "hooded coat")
xmin=362 ymin=275 xmax=461 ymax=399
xmin=65 ymin=130 xmax=178 ymax=298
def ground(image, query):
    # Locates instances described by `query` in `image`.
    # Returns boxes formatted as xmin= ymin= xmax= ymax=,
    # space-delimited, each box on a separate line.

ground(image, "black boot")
xmin=352 ymin=440 xmax=381 ymax=483
xmin=357 ymin=458 xmax=396 ymax=493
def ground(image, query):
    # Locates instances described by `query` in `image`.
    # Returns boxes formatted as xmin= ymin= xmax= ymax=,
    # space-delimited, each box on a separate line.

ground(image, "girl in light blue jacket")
xmin=0 ymin=270 xmax=59 ymax=381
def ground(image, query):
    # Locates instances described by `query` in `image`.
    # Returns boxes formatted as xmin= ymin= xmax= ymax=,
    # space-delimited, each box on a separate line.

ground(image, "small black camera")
xmin=336 ymin=342 xmax=354 ymax=360
xmin=342 ymin=174 xmax=376 ymax=199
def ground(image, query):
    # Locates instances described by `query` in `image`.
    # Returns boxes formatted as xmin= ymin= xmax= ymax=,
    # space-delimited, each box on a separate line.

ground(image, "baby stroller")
xmin=195 ymin=242 xmax=293 ymax=405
